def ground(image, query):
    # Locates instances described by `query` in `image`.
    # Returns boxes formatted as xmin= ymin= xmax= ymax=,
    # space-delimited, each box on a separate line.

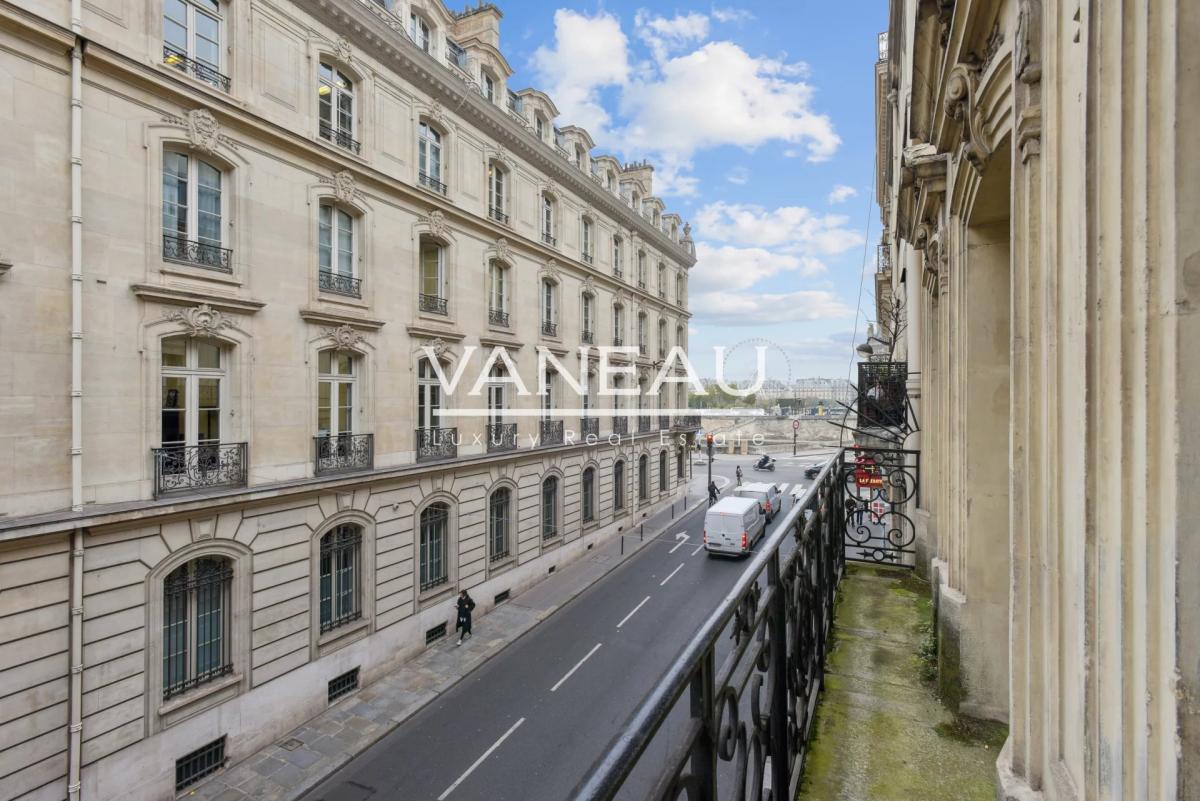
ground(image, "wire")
xmin=838 ymin=169 xmax=877 ymax=447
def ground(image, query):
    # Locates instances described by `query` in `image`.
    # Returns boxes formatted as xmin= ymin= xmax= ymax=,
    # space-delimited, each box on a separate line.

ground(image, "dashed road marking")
xmin=437 ymin=717 xmax=526 ymax=799
xmin=550 ymin=643 xmax=603 ymax=693
xmin=660 ymin=563 xmax=685 ymax=586
xmin=616 ymin=596 xmax=651 ymax=629
xmin=668 ymin=533 xmax=690 ymax=553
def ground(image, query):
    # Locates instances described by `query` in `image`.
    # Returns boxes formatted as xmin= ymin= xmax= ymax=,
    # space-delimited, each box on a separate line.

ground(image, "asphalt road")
xmin=301 ymin=451 xmax=835 ymax=801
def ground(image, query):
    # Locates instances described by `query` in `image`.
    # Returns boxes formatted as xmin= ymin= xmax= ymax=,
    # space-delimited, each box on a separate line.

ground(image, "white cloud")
xmin=691 ymin=243 xmax=826 ymax=293
xmin=776 ymin=331 xmax=858 ymax=361
xmin=828 ymin=184 xmax=857 ymax=204
xmin=726 ymin=166 xmax=750 ymax=185
xmin=690 ymin=290 xmax=853 ymax=326
xmin=531 ymin=10 xmax=630 ymax=137
xmin=711 ymin=6 xmax=755 ymax=24
xmin=635 ymin=11 xmax=710 ymax=62
xmin=695 ymin=202 xmax=863 ymax=254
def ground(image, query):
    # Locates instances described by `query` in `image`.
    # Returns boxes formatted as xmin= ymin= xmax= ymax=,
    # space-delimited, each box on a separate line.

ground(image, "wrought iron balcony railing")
xmin=542 ymin=320 xmax=558 ymax=337
xmin=638 ymin=416 xmax=650 ymax=433
xmin=658 ymin=415 xmax=670 ymax=430
xmin=570 ymin=454 xmax=846 ymax=801
xmin=419 ymin=171 xmax=448 ymax=195
xmin=319 ymin=270 xmax=362 ymax=298
xmin=489 ymin=307 xmax=509 ymax=327
xmin=612 ymin=417 xmax=628 ymax=435
xmin=658 ymin=289 xmax=666 ymax=298
xmin=415 ymin=427 xmax=457 ymax=461
xmin=162 ymin=45 xmax=231 ymax=91
xmin=614 ymin=267 xmax=624 ymax=280
xmin=419 ymin=293 xmax=448 ymax=315
xmin=581 ymin=417 xmax=599 ymax=437
xmin=318 ymin=120 xmax=362 ymax=155
xmin=581 ymin=330 xmax=594 ymax=344
xmin=613 ymin=335 xmax=624 ymax=347
xmin=162 ymin=233 xmax=232 ymax=273
xmin=486 ymin=422 xmax=518 ymax=452
xmin=540 ymin=419 xmax=564 ymax=446
xmin=314 ymin=433 xmax=373 ymax=475
xmin=542 ymin=232 xmax=557 ymax=247
xmin=489 ymin=206 xmax=509 ymax=225
xmin=582 ymin=252 xmax=594 ymax=264
xmin=153 ymin=442 xmax=248 ymax=497
xmin=638 ymin=279 xmax=646 ymax=290
xmin=675 ymin=415 xmax=701 ymax=429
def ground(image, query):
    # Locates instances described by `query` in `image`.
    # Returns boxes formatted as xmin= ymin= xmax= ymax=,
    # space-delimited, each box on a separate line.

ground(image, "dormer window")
xmin=535 ymin=114 xmax=546 ymax=141
xmin=410 ymin=13 xmax=431 ymax=53
xmin=482 ymin=73 xmax=496 ymax=103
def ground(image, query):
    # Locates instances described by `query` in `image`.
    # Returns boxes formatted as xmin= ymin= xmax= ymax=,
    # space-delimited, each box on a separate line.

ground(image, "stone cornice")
xmin=131 ymin=284 xmax=266 ymax=314
xmin=405 ymin=323 xmax=466 ymax=342
xmin=298 ymin=308 xmax=386 ymax=330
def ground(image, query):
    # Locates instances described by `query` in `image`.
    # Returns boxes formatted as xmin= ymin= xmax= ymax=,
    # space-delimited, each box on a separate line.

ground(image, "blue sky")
xmin=490 ymin=0 xmax=886 ymax=382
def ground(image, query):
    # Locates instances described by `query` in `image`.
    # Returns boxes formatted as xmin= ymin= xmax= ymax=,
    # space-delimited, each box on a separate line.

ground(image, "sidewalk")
xmin=192 ymin=488 xmax=707 ymax=801
xmin=796 ymin=565 xmax=1006 ymax=801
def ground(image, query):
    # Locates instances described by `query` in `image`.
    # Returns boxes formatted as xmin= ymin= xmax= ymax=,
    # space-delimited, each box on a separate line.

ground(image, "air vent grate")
xmin=494 ymin=590 xmax=510 ymax=605
xmin=426 ymin=622 xmax=447 ymax=644
xmin=328 ymin=667 xmax=360 ymax=703
xmin=175 ymin=736 xmax=226 ymax=792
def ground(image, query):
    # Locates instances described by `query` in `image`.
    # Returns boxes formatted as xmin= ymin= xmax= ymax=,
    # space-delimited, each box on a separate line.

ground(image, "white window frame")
xmin=541 ymin=194 xmax=555 ymax=240
xmin=318 ymin=61 xmax=356 ymax=143
xmin=162 ymin=0 xmax=223 ymax=75
xmin=417 ymin=359 xmax=443 ymax=430
xmin=317 ymin=350 xmax=356 ymax=438
xmin=581 ymin=217 xmax=592 ymax=260
xmin=160 ymin=336 xmax=226 ymax=448
xmin=410 ymin=13 xmax=431 ymax=53
xmin=319 ymin=203 xmax=356 ymax=278
xmin=488 ymin=162 xmax=506 ymax=217
xmin=419 ymin=238 xmax=445 ymax=300
xmin=419 ymin=122 xmax=443 ymax=185
xmin=162 ymin=149 xmax=225 ymax=248
xmin=489 ymin=259 xmax=508 ymax=314
xmin=542 ymin=279 xmax=557 ymax=327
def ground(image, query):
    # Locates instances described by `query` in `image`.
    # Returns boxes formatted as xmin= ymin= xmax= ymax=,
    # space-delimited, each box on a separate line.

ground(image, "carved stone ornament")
xmin=428 ymin=101 xmax=446 ymax=125
xmin=1016 ymin=0 xmax=1043 ymax=85
xmin=682 ymin=223 xmax=693 ymax=241
xmin=334 ymin=36 xmax=352 ymax=64
xmin=542 ymin=259 xmax=562 ymax=282
xmin=423 ymin=209 xmax=449 ymax=238
xmin=945 ymin=60 xmax=991 ymax=171
xmin=427 ymin=337 xmax=449 ymax=360
xmin=494 ymin=237 xmax=511 ymax=262
xmin=582 ymin=275 xmax=596 ymax=296
xmin=167 ymin=303 xmax=234 ymax=337
xmin=333 ymin=170 xmax=356 ymax=203
xmin=981 ymin=22 xmax=1004 ymax=70
xmin=322 ymin=324 xmax=365 ymax=350
xmin=187 ymin=109 xmax=220 ymax=154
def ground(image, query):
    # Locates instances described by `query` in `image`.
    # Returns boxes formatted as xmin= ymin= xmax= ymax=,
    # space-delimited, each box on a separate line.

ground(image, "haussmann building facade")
xmin=0 ymin=0 xmax=701 ymax=798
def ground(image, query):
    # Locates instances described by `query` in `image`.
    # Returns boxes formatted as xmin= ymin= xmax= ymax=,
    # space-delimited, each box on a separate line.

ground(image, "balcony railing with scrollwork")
xmin=581 ymin=330 xmax=594 ymax=344
xmin=638 ymin=416 xmax=650 ymax=433
xmin=542 ymin=320 xmax=558 ymax=337
xmin=542 ymin=232 xmax=557 ymax=247
xmin=153 ymin=442 xmax=248 ymax=497
xmin=489 ymin=206 xmax=509 ymax=225
xmin=314 ymin=433 xmax=373 ymax=475
xmin=420 ymin=294 xmax=448 ymax=315
xmin=570 ymin=454 xmax=846 ymax=801
xmin=581 ymin=418 xmax=599 ymax=437
xmin=612 ymin=417 xmax=628 ymax=435
xmin=489 ymin=307 xmax=509 ymax=327
xmin=419 ymin=171 xmax=448 ymax=195
xmin=162 ymin=234 xmax=232 ymax=273
xmin=486 ymin=422 xmax=517 ymax=452
xmin=162 ymin=45 xmax=230 ymax=91
xmin=614 ymin=267 xmax=623 ymax=280
xmin=319 ymin=270 xmax=362 ymax=298
xmin=318 ymin=120 xmax=362 ymax=154
xmin=675 ymin=415 xmax=701 ymax=429
xmin=415 ymin=427 xmax=457 ymax=461
xmin=540 ymin=419 xmax=564 ymax=446
xmin=582 ymin=252 xmax=593 ymax=264
xmin=658 ymin=415 xmax=670 ymax=430
xmin=638 ymin=279 xmax=646 ymax=290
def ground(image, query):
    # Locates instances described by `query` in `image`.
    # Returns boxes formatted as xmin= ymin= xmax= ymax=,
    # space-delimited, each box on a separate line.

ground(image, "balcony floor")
xmin=796 ymin=565 xmax=1005 ymax=801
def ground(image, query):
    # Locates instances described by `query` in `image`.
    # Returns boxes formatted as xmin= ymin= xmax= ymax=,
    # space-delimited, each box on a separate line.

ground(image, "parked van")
xmin=734 ymin=482 xmax=783 ymax=523
xmin=703 ymin=496 xmax=766 ymax=557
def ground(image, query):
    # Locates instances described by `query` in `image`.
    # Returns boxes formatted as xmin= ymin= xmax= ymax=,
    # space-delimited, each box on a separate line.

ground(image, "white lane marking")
xmin=616 ymin=596 xmax=651 ymax=629
xmin=437 ymin=717 xmax=526 ymax=800
xmin=778 ymin=482 xmax=790 ymax=493
xmin=691 ymin=543 xmax=704 ymax=556
xmin=660 ymin=563 xmax=685 ymax=586
xmin=714 ymin=476 xmax=731 ymax=489
xmin=550 ymin=643 xmax=603 ymax=693
xmin=668 ymin=533 xmax=690 ymax=553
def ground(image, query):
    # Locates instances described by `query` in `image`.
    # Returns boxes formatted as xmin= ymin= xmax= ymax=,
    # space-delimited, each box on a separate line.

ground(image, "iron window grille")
xmin=638 ymin=280 xmax=646 ymax=290
xmin=319 ymin=525 xmax=362 ymax=633
xmin=420 ymin=503 xmax=450 ymax=591
xmin=327 ymin=667 xmax=360 ymax=703
xmin=581 ymin=417 xmax=599 ymax=437
xmin=319 ymin=270 xmax=362 ymax=298
xmin=488 ymin=308 xmax=510 ymax=327
xmin=613 ymin=334 xmax=624 ymax=347
xmin=416 ymin=427 xmax=458 ymax=462
xmin=614 ymin=267 xmax=624 ymax=280
xmin=582 ymin=252 xmax=594 ymax=264
xmin=541 ymin=477 xmax=559 ymax=540
xmin=175 ymin=737 xmax=227 ymax=792
xmin=162 ymin=558 xmax=234 ymax=700
xmin=540 ymin=419 xmax=564 ymax=446
xmin=581 ymin=329 xmax=595 ymax=344
xmin=488 ymin=488 xmax=511 ymax=562
xmin=612 ymin=417 xmax=628 ymax=435
xmin=153 ymin=442 xmax=247 ymax=497
xmin=419 ymin=293 xmax=449 ymax=315
xmin=425 ymin=622 xmax=447 ymax=644
xmin=542 ymin=320 xmax=558 ymax=337
xmin=318 ymin=119 xmax=362 ymax=154
xmin=489 ymin=206 xmax=509 ymax=224
xmin=542 ymin=232 xmax=557 ymax=247
xmin=487 ymin=422 xmax=518 ymax=452
xmin=314 ymin=433 xmax=373 ymax=475
xmin=162 ymin=233 xmax=232 ymax=273
xmin=419 ymin=171 xmax=448 ymax=195
xmin=163 ymin=45 xmax=230 ymax=91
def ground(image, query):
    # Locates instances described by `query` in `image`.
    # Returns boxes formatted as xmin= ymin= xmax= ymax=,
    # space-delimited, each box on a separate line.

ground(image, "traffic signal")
xmin=705 ymin=433 xmax=714 ymax=456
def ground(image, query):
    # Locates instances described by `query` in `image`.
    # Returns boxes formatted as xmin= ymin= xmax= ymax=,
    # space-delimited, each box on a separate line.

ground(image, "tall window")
xmin=488 ymin=488 xmax=511 ymax=563
xmin=582 ymin=468 xmax=595 ymax=522
xmin=162 ymin=150 xmax=227 ymax=270
xmin=419 ymin=122 xmax=444 ymax=192
xmin=318 ymin=62 xmax=356 ymax=150
xmin=639 ymin=454 xmax=649 ymax=500
xmin=658 ymin=318 xmax=668 ymax=358
xmin=614 ymin=461 xmax=625 ymax=510
xmin=417 ymin=359 xmax=443 ymax=430
xmin=677 ymin=447 xmax=684 ymax=478
xmin=161 ymin=336 xmax=223 ymax=448
xmin=419 ymin=238 xmax=445 ymax=306
xmin=162 ymin=556 xmax=233 ymax=699
xmin=541 ymin=279 xmax=557 ymax=333
xmin=676 ymin=325 xmax=685 ymax=352
xmin=488 ymin=162 xmax=507 ymax=222
xmin=637 ymin=250 xmax=646 ymax=287
xmin=612 ymin=303 xmax=624 ymax=344
xmin=657 ymin=263 xmax=666 ymax=295
xmin=676 ymin=274 xmax=684 ymax=303
xmin=535 ymin=114 xmax=546 ymax=141
xmin=162 ymin=0 xmax=225 ymax=89
xmin=419 ymin=503 xmax=449 ymax=591
xmin=488 ymin=259 xmax=509 ymax=321
xmin=319 ymin=203 xmax=355 ymax=283
xmin=541 ymin=476 xmax=559 ymax=540
xmin=487 ymin=363 xmax=507 ymax=425
xmin=319 ymin=524 xmax=362 ymax=632
xmin=317 ymin=350 xmax=354 ymax=438
xmin=541 ymin=368 xmax=556 ymax=419
xmin=482 ymin=72 xmax=496 ymax=102
xmin=582 ymin=293 xmax=594 ymax=338
xmin=659 ymin=450 xmax=668 ymax=492
xmin=638 ymin=313 xmax=648 ymax=354
xmin=612 ymin=235 xmax=623 ymax=275
xmin=581 ymin=217 xmax=593 ymax=262
xmin=410 ymin=13 xmax=431 ymax=53
xmin=541 ymin=193 xmax=555 ymax=244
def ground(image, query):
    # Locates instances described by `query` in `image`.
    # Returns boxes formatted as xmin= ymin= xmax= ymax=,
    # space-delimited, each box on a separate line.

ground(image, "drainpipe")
xmin=68 ymin=527 xmax=84 ymax=801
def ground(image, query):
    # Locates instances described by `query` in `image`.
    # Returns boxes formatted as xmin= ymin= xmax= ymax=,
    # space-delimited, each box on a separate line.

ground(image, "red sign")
xmin=854 ymin=469 xmax=884 ymax=488
xmin=792 ymin=419 xmax=800 ymax=430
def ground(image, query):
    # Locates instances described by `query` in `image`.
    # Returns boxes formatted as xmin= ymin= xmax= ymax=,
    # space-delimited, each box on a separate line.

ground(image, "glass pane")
xmin=197 ymin=161 xmax=222 ymax=245
xmin=196 ymin=340 xmax=220 ymax=369
xmin=336 ymin=352 xmax=353 ymax=375
xmin=337 ymin=92 xmax=353 ymax=133
xmin=162 ymin=152 xmax=188 ymax=237
xmin=337 ymin=211 xmax=353 ymax=275
xmin=161 ymin=337 xmax=186 ymax=367
xmin=198 ymin=377 xmax=220 ymax=409
xmin=198 ymin=409 xmax=220 ymax=442
xmin=421 ymin=244 xmax=440 ymax=296
xmin=319 ymin=350 xmax=331 ymax=374
xmin=163 ymin=0 xmax=188 ymax=51
xmin=194 ymin=11 xmax=220 ymax=67
xmin=319 ymin=205 xmax=332 ymax=271
xmin=320 ymin=553 xmax=332 ymax=626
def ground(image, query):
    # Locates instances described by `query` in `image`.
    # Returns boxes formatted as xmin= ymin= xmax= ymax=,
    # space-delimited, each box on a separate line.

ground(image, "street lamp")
xmin=706 ymin=433 xmax=714 ymax=503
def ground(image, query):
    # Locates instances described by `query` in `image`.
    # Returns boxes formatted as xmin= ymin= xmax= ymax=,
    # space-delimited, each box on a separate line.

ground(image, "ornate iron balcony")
xmin=613 ymin=335 xmax=624 ymax=347
xmin=675 ymin=414 xmax=701 ymax=429
xmin=581 ymin=330 xmax=594 ymax=344
xmin=419 ymin=171 xmax=448 ymax=195
xmin=638 ymin=279 xmax=646 ymax=290
xmin=658 ymin=415 xmax=670 ymax=430
xmin=489 ymin=307 xmax=509 ymax=327
xmin=162 ymin=45 xmax=230 ymax=91
xmin=486 ymin=422 xmax=518 ymax=452
xmin=582 ymin=252 xmax=593 ymax=264
xmin=542 ymin=320 xmax=558 ymax=337
xmin=489 ymin=206 xmax=509 ymax=224
xmin=162 ymin=233 xmax=232 ymax=273
xmin=612 ymin=417 xmax=628 ymax=435
xmin=319 ymin=270 xmax=362 ymax=298
xmin=638 ymin=416 xmax=650 ymax=433
xmin=416 ymin=427 xmax=457 ymax=462
xmin=638 ymin=343 xmax=647 ymax=357
xmin=542 ymin=232 xmax=557 ymax=247
xmin=314 ymin=433 xmax=373 ymax=475
xmin=614 ymin=268 xmax=623 ymax=280
xmin=319 ymin=120 xmax=362 ymax=155
xmin=658 ymin=289 xmax=666 ymax=298
xmin=420 ymin=294 xmax=448 ymax=315
xmin=581 ymin=418 xmax=599 ymax=437
xmin=153 ymin=442 xmax=247 ymax=497
xmin=540 ymin=419 xmax=564 ymax=446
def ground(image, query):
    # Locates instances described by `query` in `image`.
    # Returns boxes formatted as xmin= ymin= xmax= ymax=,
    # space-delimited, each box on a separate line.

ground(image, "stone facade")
xmin=0 ymin=1 xmax=698 ymax=799
xmin=875 ymin=1 xmax=1198 ymax=799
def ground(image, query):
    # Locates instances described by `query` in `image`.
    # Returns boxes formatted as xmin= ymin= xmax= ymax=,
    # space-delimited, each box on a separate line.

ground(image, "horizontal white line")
xmin=779 ymin=483 xmax=790 ymax=493
xmin=435 ymin=409 xmax=705 ymax=417
xmin=660 ymin=563 xmax=685 ymax=586
xmin=668 ymin=534 xmax=690 ymax=554
xmin=437 ymin=717 xmax=526 ymax=800
xmin=551 ymin=642 xmax=603 ymax=692
xmin=617 ymin=596 xmax=652 ymax=629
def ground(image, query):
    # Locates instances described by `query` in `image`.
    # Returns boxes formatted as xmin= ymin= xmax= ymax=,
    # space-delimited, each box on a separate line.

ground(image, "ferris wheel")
xmin=719 ymin=338 xmax=794 ymax=388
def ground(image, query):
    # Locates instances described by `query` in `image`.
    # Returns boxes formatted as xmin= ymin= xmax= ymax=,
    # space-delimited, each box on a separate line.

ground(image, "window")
xmin=541 ymin=279 xmax=557 ymax=335
xmin=317 ymin=350 xmax=355 ymax=438
xmin=482 ymin=72 xmax=496 ymax=102
xmin=657 ymin=263 xmax=666 ymax=296
xmin=419 ymin=503 xmax=449 ymax=591
xmin=582 ymin=467 xmax=595 ymax=522
xmin=541 ymin=193 xmax=556 ymax=245
xmin=638 ymin=313 xmax=648 ymax=355
xmin=488 ymin=162 xmax=507 ymax=223
xmin=581 ymin=293 xmax=594 ymax=339
xmin=488 ymin=259 xmax=509 ymax=324
xmin=319 ymin=524 xmax=362 ymax=632
xmin=540 ymin=367 xmax=556 ymax=419
xmin=318 ymin=203 xmax=358 ymax=296
xmin=161 ymin=336 xmax=224 ymax=449
xmin=541 ymin=476 xmax=559 ymax=540
xmin=418 ymin=122 xmax=445 ymax=194
xmin=419 ymin=237 xmax=446 ymax=313
xmin=658 ymin=318 xmax=668 ymax=359
xmin=417 ymin=358 xmax=443 ymax=430
xmin=162 ymin=150 xmax=229 ymax=272
xmin=612 ymin=236 xmax=623 ymax=276
xmin=612 ymin=303 xmax=624 ymax=345
xmin=659 ymin=450 xmax=668 ymax=492
xmin=676 ymin=274 xmax=684 ymax=303
xmin=175 ymin=737 xmax=226 ymax=792
xmin=581 ymin=217 xmax=593 ymax=263
xmin=607 ymin=170 xmax=615 ymax=189
xmin=162 ymin=556 xmax=233 ymax=699
xmin=535 ymin=114 xmax=546 ymax=141
xmin=410 ymin=13 xmax=431 ymax=53
xmin=676 ymin=325 xmax=685 ymax=352
xmin=574 ymin=144 xmax=586 ymax=169
xmin=677 ymin=447 xmax=684 ymax=478
xmin=639 ymin=454 xmax=649 ymax=500
xmin=614 ymin=460 xmax=625 ymax=510
xmin=162 ymin=0 xmax=227 ymax=90
xmin=318 ymin=62 xmax=359 ymax=153
xmin=637 ymin=250 xmax=646 ymax=287
xmin=488 ymin=488 xmax=511 ymax=563
xmin=487 ymin=364 xmax=507 ymax=425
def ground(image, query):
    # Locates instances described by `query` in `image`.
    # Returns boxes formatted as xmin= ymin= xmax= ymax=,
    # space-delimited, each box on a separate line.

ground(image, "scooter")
xmin=752 ymin=458 xmax=776 ymax=472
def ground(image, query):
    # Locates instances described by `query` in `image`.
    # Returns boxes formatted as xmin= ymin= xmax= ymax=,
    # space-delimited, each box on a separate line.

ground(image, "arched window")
xmin=417 ymin=358 xmax=443 ymax=430
xmin=541 ymin=476 xmax=559 ymax=540
xmin=612 ymin=302 xmax=624 ymax=346
xmin=162 ymin=556 xmax=233 ymax=698
xmin=488 ymin=259 xmax=509 ymax=324
xmin=419 ymin=236 xmax=447 ymax=314
xmin=582 ymin=467 xmax=595 ymax=522
xmin=581 ymin=216 xmax=594 ymax=263
xmin=488 ymin=161 xmax=507 ymax=223
xmin=418 ymin=122 xmax=445 ymax=194
xmin=541 ymin=193 xmax=556 ymax=245
xmin=612 ymin=235 xmax=623 ymax=277
xmin=638 ymin=454 xmax=649 ymax=500
xmin=613 ymin=460 xmax=626 ymax=510
xmin=419 ymin=503 xmax=449 ymax=591
xmin=318 ymin=61 xmax=358 ymax=152
xmin=319 ymin=524 xmax=362 ymax=632
xmin=162 ymin=0 xmax=226 ymax=90
xmin=541 ymin=279 xmax=557 ymax=336
xmin=659 ymin=450 xmax=668 ymax=492
xmin=409 ymin=13 xmax=431 ymax=53
xmin=319 ymin=202 xmax=358 ymax=296
xmin=488 ymin=487 xmax=511 ymax=563
xmin=162 ymin=149 xmax=228 ymax=271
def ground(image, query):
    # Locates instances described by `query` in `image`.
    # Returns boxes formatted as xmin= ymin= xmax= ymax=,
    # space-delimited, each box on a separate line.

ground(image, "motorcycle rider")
xmin=756 ymin=454 xmax=772 ymax=469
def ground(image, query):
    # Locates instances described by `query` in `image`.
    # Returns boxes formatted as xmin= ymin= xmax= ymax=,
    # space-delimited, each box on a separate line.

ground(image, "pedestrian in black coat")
xmin=456 ymin=590 xmax=476 ymax=645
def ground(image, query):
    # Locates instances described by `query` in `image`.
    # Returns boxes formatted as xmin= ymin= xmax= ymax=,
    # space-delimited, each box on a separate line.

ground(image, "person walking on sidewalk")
xmin=456 ymin=590 xmax=476 ymax=645
xmin=735 ymin=465 xmax=743 ymax=487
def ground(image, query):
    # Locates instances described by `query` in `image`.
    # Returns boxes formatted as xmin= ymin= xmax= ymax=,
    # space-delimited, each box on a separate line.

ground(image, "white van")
xmin=734 ymin=482 xmax=783 ymax=523
xmin=703 ymin=496 xmax=766 ymax=557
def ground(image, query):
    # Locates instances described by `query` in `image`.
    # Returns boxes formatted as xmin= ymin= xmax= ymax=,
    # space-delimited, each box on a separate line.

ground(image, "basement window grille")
xmin=328 ymin=668 xmax=360 ymax=703
xmin=175 ymin=737 xmax=226 ymax=792
xmin=426 ymin=622 xmax=447 ymax=644
xmin=494 ymin=590 xmax=510 ymax=605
